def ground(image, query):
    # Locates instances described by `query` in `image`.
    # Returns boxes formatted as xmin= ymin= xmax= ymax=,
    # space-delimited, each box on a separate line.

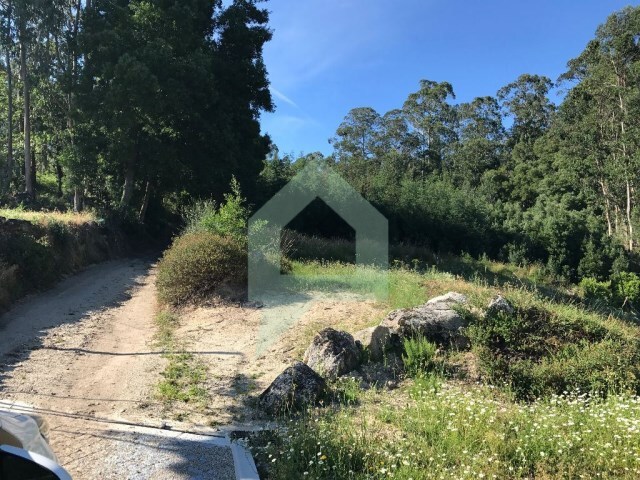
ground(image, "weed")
xmin=402 ymin=336 xmax=438 ymax=378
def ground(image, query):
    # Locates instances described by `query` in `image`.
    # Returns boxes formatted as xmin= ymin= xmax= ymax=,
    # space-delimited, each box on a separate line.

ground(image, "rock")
xmin=487 ymin=295 xmax=514 ymax=316
xmin=303 ymin=328 xmax=361 ymax=380
xmin=380 ymin=292 xmax=470 ymax=348
xmin=353 ymin=325 xmax=393 ymax=361
xmin=427 ymin=292 xmax=468 ymax=307
xmin=258 ymin=362 xmax=327 ymax=415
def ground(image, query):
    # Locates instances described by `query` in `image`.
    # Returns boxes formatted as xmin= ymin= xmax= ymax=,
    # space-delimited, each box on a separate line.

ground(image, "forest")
xmin=0 ymin=0 xmax=273 ymax=221
xmin=0 ymin=1 xmax=640 ymax=292
xmin=262 ymin=5 xmax=640 ymax=293
xmin=3 ymin=3 xmax=640 ymax=479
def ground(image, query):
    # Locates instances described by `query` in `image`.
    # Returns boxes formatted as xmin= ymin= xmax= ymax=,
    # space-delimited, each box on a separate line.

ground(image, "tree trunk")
xmin=19 ymin=29 xmax=33 ymax=199
xmin=31 ymin=145 xmax=35 ymax=189
xmin=3 ymin=51 xmax=13 ymax=194
xmin=627 ymin=179 xmax=634 ymax=251
xmin=55 ymin=159 xmax=63 ymax=198
xmin=2 ymin=0 xmax=13 ymax=195
xmin=599 ymin=179 xmax=613 ymax=236
xmin=73 ymin=188 xmax=83 ymax=212
xmin=138 ymin=180 xmax=152 ymax=223
xmin=120 ymin=150 xmax=136 ymax=207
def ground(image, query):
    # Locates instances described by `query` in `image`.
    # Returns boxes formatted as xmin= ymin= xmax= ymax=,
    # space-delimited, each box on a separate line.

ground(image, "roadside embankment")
xmin=0 ymin=213 xmax=126 ymax=312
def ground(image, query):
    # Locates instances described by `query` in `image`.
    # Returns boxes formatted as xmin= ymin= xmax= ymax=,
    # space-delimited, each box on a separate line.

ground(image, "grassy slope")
xmin=0 ymin=208 xmax=117 ymax=311
xmin=251 ymin=260 xmax=640 ymax=479
xmin=0 ymin=207 xmax=96 ymax=226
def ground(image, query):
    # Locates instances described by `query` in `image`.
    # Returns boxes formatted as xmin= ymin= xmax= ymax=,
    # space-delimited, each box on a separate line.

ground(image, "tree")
xmin=559 ymin=6 xmax=640 ymax=251
xmin=330 ymin=107 xmax=382 ymax=163
xmin=497 ymin=74 xmax=555 ymax=145
xmin=0 ymin=0 xmax=13 ymax=195
xmin=402 ymin=79 xmax=457 ymax=176
xmin=450 ymin=96 xmax=505 ymax=187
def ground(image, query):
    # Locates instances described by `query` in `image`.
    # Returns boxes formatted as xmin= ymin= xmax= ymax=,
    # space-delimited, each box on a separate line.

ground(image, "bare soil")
xmin=0 ymin=258 xmax=385 ymax=478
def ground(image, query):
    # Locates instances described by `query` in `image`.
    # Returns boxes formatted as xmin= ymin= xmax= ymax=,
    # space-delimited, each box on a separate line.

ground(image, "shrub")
xmin=611 ymin=272 xmax=640 ymax=309
xmin=580 ymin=277 xmax=611 ymax=303
xmin=402 ymin=336 xmax=438 ymax=377
xmin=468 ymin=300 xmax=640 ymax=400
xmin=156 ymin=232 xmax=247 ymax=305
xmin=183 ymin=178 xmax=248 ymax=241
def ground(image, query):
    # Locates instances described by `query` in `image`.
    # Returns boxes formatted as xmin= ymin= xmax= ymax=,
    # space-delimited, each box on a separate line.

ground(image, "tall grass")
xmin=0 ymin=207 xmax=96 ymax=225
xmin=252 ymin=384 xmax=640 ymax=479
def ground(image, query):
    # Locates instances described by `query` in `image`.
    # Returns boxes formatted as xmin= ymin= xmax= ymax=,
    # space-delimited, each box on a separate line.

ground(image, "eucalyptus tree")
xmin=559 ymin=6 xmax=640 ymax=251
xmin=450 ymin=96 xmax=505 ymax=187
xmin=331 ymin=107 xmax=382 ymax=163
xmin=402 ymin=79 xmax=457 ymax=176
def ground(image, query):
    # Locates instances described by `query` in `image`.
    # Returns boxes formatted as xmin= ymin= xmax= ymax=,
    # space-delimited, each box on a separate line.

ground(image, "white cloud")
xmin=265 ymin=0 xmax=389 ymax=89
xmin=270 ymin=87 xmax=299 ymax=109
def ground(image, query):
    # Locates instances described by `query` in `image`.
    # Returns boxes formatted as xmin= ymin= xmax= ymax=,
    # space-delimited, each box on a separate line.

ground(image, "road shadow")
xmin=49 ymin=418 xmax=237 ymax=479
xmin=0 ymin=259 xmax=153 ymax=391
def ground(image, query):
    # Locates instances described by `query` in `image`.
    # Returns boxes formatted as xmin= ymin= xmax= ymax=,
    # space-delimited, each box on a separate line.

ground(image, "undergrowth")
xmin=252 ymin=384 xmax=640 ymax=479
xmin=154 ymin=311 xmax=209 ymax=411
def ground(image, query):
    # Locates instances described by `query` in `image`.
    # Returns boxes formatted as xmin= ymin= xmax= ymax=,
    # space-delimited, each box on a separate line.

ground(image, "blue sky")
xmin=260 ymin=0 xmax=638 ymax=156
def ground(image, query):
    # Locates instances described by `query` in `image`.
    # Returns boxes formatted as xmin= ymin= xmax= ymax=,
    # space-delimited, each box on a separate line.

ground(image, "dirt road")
xmin=0 ymin=259 xmax=235 ymax=479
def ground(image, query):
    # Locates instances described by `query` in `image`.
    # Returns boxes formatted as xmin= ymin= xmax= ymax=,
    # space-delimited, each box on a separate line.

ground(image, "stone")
xmin=353 ymin=325 xmax=393 ymax=361
xmin=380 ymin=292 xmax=470 ymax=347
xmin=427 ymin=292 xmax=468 ymax=307
xmin=487 ymin=295 xmax=515 ymax=316
xmin=258 ymin=362 xmax=327 ymax=415
xmin=303 ymin=328 xmax=361 ymax=380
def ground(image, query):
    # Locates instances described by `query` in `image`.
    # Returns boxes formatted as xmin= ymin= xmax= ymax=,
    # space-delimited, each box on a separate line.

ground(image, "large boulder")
xmin=303 ymin=328 xmax=361 ymax=380
xmin=380 ymin=292 xmax=469 ymax=347
xmin=258 ymin=362 xmax=327 ymax=415
xmin=353 ymin=325 xmax=393 ymax=362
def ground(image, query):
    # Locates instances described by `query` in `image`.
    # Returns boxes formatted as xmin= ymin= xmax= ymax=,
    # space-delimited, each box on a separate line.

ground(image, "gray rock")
xmin=353 ymin=325 xmax=393 ymax=361
xmin=487 ymin=295 xmax=514 ymax=316
xmin=427 ymin=292 xmax=468 ymax=307
xmin=258 ymin=362 xmax=327 ymax=415
xmin=303 ymin=328 xmax=361 ymax=380
xmin=380 ymin=292 xmax=470 ymax=347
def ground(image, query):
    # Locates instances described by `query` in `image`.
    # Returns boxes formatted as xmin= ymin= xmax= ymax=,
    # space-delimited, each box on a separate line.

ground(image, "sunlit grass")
xmin=252 ymin=381 xmax=640 ymax=479
xmin=251 ymin=258 xmax=640 ymax=478
xmin=0 ymin=207 xmax=96 ymax=226
xmin=154 ymin=311 xmax=209 ymax=410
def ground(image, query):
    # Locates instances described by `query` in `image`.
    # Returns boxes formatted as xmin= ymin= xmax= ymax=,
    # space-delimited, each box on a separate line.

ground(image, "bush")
xmin=156 ymin=232 xmax=247 ymax=305
xmin=402 ymin=336 xmax=438 ymax=377
xmin=468 ymin=300 xmax=640 ymax=400
xmin=611 ymin=272 xmax=640 ymax=309
xmin=580 ymin=277 xmax=611 ymax=303
xmin=183 ymin=178 xmax=248 ymax=240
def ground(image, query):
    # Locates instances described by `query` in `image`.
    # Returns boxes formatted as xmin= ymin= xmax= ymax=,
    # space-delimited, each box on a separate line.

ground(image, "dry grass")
xmin=0 ymin=208 xmax=96 ymax=226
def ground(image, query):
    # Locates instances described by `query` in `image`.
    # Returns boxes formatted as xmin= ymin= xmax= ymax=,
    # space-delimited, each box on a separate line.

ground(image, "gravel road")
xmin=0 ymin=259 xmax=236 ymax=479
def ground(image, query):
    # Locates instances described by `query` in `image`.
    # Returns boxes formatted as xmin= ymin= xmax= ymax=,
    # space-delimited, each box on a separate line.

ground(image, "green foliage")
xmin=580 ymin=277 xmax=611 ymax=302
xmin=1 ymin=0 xmax=273 ymax=224
xmin=156 ymin=232 xmax=247 ymax=305
xmin=402 ymin=336 xmax=438 ymax=378
xmin=184 ymin=179 xmax=248 ymax=241
xmin=251 ymin=386 xmax=640 ymax=479
xmin=0 ymin=214 xmax=116 ymax=311
xmin=611 ymin=272 xmax=640 ymax=308
xmin=468 ymin=300 xmax=640 ymax=400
